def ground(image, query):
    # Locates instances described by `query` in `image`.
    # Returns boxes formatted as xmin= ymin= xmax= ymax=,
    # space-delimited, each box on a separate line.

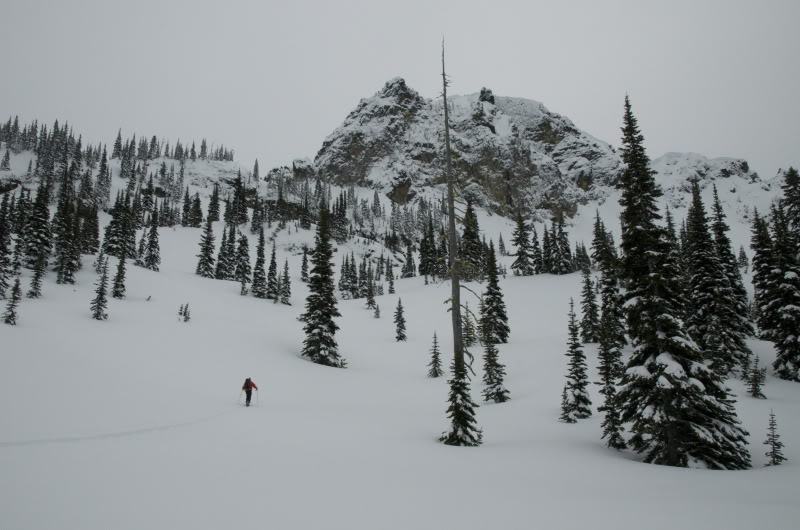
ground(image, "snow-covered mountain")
xmin=272 ymin=78 xmax=768 ymax=218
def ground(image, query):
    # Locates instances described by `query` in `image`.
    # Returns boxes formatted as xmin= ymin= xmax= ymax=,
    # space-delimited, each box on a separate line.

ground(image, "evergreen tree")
xmin=374 ymin=304 xmax=380 ymax=319
xmin=462 ymin=302 xmax=477 ymax=348
xmin=685 ymin=182 xmax=748 ymax=374
xmin=195 ymin=217 xmax=216 ymax=278
xmin=461 ymin=201 xmax=483 ymax=280
xmin=554 ymin=216 xmax=573 ymax=275
xmin=737 ymin=245 xmax=749 ymax=272
xmin=479 ymin=241 xmax=509 ymax=344
xmin=183 ymin=304 xmax=191 ymax=322
xmin=364 ymin=263 xmax=376 ymax=310
xmin=394 ymin=298 xmax=407 ymax=341
xmin=280 ymin=259 xmax=291 ymax=305
xmin=481 ymin=329 xmax=510 ymax=403
xmin=616 ymin=98 xmax=750 ymax=469
xmin=300 ymin=246 xmax=309 ymax=282
xmin=750 ymin=209 xmax=777 ymax=339
xmin=579 ymin=268 xmax=600 ymax=343
xmin=401 ymin=243 xmax=416 ymax=278
xmin=510 ymin=213 xmax=533 ymax=276
xmin=781 ymin=167 xmax=800 ymax=231
xmin=300 ymin=202 xmax=345 ymax=367
xmin=763 ymin=410 xmax=786 ymax=466
xmin=561 ymin=299 xmax=592 ymax=421
xmin=90 ymin=260 xmax=109 ymax=320
xmin=112 ymin=253 xmax=127 ymax=299
xmin=559 ymin=387 xmax=574 ymax=423
xmin=596 ymin=301 xmax=627 ymax=450
xmin=207 ymin=183 xmax=220 ymax=222
xmin=767 ymin=204 xmax=800 ymax=382
xmin=143 ymin=211 xmax=161 ymax=271
xmin=747 ymin=354 xmax=767 ymax=399
xmin=3 ymin=277 xmax=21 ymax=325
xmin=531 ymin=225 xmax=544 ymax=274
xmin=387 ymin=262 xmax=395 ymax=294
xmin=541 ymin=227 xmax=553 ymax=274
xmin=22 ymin=182 xmax=52 ymax=269
xmin=427 ymin=332 xmax=443 ymax=378
xmin=234 ymin=231 xmax=252 ymax=286
xmin=498 ymin=233 xmax=507 ymax=256
xmin=26 ymin=251 xmax=45 ymax=299
xmin=251 ymin=227 xmax=267 ymax=298
xmin=266 ymin=242 xmax=279 ymax=300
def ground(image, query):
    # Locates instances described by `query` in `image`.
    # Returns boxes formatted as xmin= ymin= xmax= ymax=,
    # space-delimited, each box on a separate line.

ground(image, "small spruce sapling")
xmin=183 ymin=304 xmax=191 ymax=322
xmin=764 ymin=409 xmax=786 ymax=466
xmin=427 ymin=332 xmax=443 ymax=378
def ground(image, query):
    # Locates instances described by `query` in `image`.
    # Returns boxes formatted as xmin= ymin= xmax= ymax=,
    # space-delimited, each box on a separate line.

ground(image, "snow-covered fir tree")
xmin=764 ymin=409 xmax=786 ymax=466
xmin=747 ymin=354 xmax=767 ymax=399
xmin=279 ymin=259 xmax=291 ymax=305
xmin=394 ymin=297 xmax=407 ymax=342
xmin=251 ymin=227 xmax=267 ymax=298
xmin=3 ymin=277 xmax=21 ymax=325
xmin=579 ymin=268 xmax=600 ymax=343
xmin=737 ymin=245 xmax=749 ymax=272
xmin=596 ymin=300 xmax=627 ymax=450
xmin=481 ymin=329 xmax=509 ymax=403
xmin=440 ymin=351 xmax=482 ymax=447
xmin=765 ymin=203 xmax=800 ymax=381
xmin=479 ymin=242 xmax=509 ymax=344
xmin=300 ymin=246 xmax=309 ymax=283
xmin=234 ymin=231 xmax=251 ymax=287
xmin=266 ymin=241 xmax=279 ymax=300
xmin=685 ymin=182 xmax=750 ymax=374
xmin=143 ymin=211 xmax=161 ymax=272
xmin=427 ymin=332 xmax=443 ymax=378
xmin=561 ymin=299 xmax=591 ymax=421
xmin=460 ymin=201 xmax=483 ymax=281
xmin=750 ymin=209 xmax=777 ymax=339
xmin=510 ymin=213 xmax=533 ymax=276
xmin=300 ymin=201 xmax=345 ymax=368
xmin=26 ymin=251 xmax=45 ymax=299
xmin=112 ymin=253 xmax=127 ymax=299
xmin=195 ymin=217 xmax=216 ymax=278
xmin=90 ymin=260 xmax=109 ymax=321
xmin=462 ymin=302 xmax=477 ymax=348
xmin=616 ymin=97 xmax=750 ymax=469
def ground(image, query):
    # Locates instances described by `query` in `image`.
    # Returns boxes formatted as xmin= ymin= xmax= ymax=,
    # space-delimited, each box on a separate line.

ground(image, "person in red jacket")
xmin=242 ymin=377 xmax=258 ymax=407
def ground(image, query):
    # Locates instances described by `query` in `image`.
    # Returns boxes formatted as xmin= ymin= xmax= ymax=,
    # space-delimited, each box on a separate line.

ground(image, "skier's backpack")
xmin=243 ymin=378 xmax=251 ymax=391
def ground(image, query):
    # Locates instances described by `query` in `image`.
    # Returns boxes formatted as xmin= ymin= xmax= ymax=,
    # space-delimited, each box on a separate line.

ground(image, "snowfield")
xmin=1 ymin=157 xmax=798 ymax=530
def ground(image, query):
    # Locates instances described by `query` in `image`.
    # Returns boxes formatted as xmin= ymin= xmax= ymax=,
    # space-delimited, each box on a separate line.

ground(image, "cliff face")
xmin=289 ymin=78 xmax=760 ymax=217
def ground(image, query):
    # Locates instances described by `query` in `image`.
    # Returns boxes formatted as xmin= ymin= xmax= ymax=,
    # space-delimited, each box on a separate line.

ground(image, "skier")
xmin=242 ymin=377 xmax=258 ymax=407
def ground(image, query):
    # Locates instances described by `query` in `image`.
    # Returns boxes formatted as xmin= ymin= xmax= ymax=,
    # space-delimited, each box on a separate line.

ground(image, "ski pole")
xmin=256 ymin=389 xmax=259 ymax=407
xmin=237 ymin=390 xmax=243 ymax=405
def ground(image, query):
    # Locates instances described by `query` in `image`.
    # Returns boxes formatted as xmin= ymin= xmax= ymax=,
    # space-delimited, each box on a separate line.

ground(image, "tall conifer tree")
xmin=300 ymin=201 xmax=345 ymax=367
xmin=615 ymin=97 xmax=750 ymax=469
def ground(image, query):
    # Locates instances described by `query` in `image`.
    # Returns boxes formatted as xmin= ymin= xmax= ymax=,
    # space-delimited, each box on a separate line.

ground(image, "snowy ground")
xmin=1 ymin=160 xmax=798 ymax=529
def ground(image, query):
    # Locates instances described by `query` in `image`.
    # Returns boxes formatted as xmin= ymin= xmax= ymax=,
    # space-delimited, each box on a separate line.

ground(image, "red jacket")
xmin=242 ymin=380 xmax=258 ymax=391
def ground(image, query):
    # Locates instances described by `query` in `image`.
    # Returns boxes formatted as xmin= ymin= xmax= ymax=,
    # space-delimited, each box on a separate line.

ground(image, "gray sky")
xmin=2 ymin=0 xmax=797 ymax=178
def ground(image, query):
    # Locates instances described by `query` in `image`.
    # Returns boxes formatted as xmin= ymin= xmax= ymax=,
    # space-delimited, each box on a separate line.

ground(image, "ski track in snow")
xmin=0 ymin=409 xmax=232 ymax=448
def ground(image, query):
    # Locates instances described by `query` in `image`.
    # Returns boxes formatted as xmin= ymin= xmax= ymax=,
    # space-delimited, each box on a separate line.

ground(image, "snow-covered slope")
xmin=1 ymin=154 xmax=797 ymax=530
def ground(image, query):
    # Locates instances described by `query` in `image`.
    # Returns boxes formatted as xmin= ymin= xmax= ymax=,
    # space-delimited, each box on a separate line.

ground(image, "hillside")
xmin=1 ymin=140 xmax=797 ymax=529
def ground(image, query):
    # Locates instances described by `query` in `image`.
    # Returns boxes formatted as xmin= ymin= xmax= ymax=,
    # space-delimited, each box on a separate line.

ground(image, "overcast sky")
xmin=2 ymin=0 xmax=797 ymax=178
